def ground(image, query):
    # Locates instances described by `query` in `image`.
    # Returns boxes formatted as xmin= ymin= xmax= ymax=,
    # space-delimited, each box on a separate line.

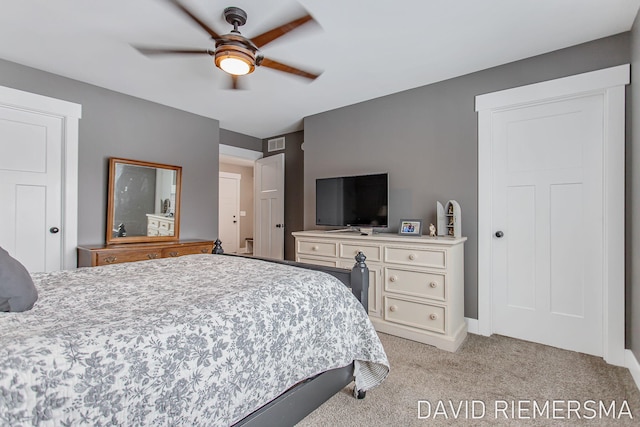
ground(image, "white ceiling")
xmin=0 ymin=0 xmax=638 ymax=138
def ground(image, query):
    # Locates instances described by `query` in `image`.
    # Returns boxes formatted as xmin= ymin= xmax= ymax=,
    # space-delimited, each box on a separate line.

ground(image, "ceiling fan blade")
xmin=166 ymin=0 xmax=221 ymax=40
xmin=259 ymin=57 xmax=320 ymax=80
xmin=251 ymin=14 xmax=314 ymax=48
xmin=133 ymin=46 xmax=214 ymax=56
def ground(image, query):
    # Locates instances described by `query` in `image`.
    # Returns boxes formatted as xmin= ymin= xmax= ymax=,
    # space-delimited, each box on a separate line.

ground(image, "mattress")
xmin=0 ymin=254 xmax=388 ymax=426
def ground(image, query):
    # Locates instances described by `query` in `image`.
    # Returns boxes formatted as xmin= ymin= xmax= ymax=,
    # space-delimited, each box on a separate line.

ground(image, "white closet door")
xmin=0 ymin=107 xmax=63 ymax=272
xmin=219 ymin=172 xmax=240 ymax=253
xmin=491 ymin=94 xmax=604 ymax=356
xmin=476 ymin=65 xmax=628 ymax=364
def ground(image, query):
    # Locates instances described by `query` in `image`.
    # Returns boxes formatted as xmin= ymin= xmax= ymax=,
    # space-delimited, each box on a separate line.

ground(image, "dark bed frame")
xmin=212 ymin=240 xmax=370 ymax=427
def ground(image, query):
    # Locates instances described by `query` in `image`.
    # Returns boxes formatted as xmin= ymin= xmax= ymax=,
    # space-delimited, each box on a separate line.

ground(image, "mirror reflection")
xmin=106 ymin=158 xmax=182 ymax=244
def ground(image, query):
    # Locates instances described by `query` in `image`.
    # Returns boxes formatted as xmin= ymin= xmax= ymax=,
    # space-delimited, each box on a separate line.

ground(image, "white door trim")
xmin=219 ymin=144 xmax=263 ymax=162
xmin=475 ymin=64 xmax=629 ymax=366
xmin=0 ymin=85 xmax=82 ymax=270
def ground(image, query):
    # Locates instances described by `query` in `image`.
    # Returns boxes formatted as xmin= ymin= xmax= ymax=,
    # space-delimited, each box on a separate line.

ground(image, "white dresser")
xmin=292 ymin=230 xmax=467 ymax=352
xmin=146 ymin=214 xmax=175 ymax=236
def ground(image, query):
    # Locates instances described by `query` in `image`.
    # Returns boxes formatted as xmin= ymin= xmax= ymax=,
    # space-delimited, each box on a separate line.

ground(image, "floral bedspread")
xmin=0 ymin=254 xmax=388 ymax=426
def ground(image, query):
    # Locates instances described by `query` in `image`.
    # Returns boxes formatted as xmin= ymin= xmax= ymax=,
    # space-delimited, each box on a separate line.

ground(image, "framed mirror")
xmin=106 ymin=157 xmax=182 ymax=244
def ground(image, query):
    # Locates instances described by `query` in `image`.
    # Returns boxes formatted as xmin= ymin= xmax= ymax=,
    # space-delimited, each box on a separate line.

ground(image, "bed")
xmin=0 ymin=247 xmax=389 ymax=426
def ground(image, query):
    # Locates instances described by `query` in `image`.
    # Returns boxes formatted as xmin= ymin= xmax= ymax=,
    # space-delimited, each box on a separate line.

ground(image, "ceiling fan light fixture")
xmin=214 ymin=45 xmax=256 ymax=76
xmin=219 ymin=56 xmax=251 ymax=75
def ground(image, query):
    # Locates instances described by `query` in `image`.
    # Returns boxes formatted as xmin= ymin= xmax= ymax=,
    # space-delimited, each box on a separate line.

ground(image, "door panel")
xmin=254 ymin=154 xmax=284 ymax=259
xmin=550 ymin=183 xmax=584 ymax=317
xmin=219 ymin=173 xmax=240 ymax=253
xmin=15 ymin=185 xmax=47 ymax=272
xmin=492 ymin=94 xmax=603 ymax=356
xmin=505 ymin=185 xmax=536 ymax=310
xmin=0 ymin=106 xmax=62 ymax=272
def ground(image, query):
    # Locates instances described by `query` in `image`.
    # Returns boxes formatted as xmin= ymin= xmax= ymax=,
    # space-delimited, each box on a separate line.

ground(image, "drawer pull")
xmin=408 ymin=253 xmax=417 ymax=261
xmin=389 ymin=275 xmax=398 ymax=283
xmin=168 ymin=251 xmax=179 ymax=257
xmin=429 ymin=281 xmax=438 ymax=288
xmin=389 ymin=305 xmax=398 ymax=312
xmin=200 ymin=248 xmax=209 ymax=253
xmin=147 ymin=253 xmax=158 ymax=259
xmin=429 ymin=313 xmax=439 ymax=321
xmin=104 ymin=256 xmax=117 ymax=263
xmin=312 ymin=245 xmax=319 ymax=251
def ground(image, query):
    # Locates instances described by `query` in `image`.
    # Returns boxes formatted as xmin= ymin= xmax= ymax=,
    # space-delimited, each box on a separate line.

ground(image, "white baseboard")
xmin=465 ymin=317 xmax=479 ymax=335
xmin=626 ymin=349 xmax=640 ymax=392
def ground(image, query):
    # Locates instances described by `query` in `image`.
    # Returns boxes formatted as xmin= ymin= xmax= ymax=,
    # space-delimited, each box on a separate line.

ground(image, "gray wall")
xmin=0 ymin=58 xmax=220 ymax=245
xmin=304 ymin=33 xmax=631 ymax=320
xmin=220 ymin=128 xmax=262 ymax=152
xmin=630 ymin=13 xmax=640 ymax=361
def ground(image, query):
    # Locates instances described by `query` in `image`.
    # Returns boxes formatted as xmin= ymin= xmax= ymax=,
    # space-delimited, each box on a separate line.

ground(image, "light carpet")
xmin=298 ymin=332 xmax=640 ymax=426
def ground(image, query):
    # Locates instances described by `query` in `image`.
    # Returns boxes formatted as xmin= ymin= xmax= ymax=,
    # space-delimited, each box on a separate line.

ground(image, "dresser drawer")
xmin=339 ymin=243 xmax=382 ymax=262
xmin=297 ymin=255 xmax=338 ymax=267
xmin=385 ymin=267 xmax=446 ymax=301
xmin=161 ymin=244 xmax=211 ymax=258
xmin=384 ymin=246 xmax=446 ymax=269
xmin=297 ymin=240 xmax=337 ymax=257
xmin=148 ymin=218 xmax=160 ymax=228
xmin=384 ymin=296 xmax=446 ymax=334
xmin=78 ymin=240 xmax=216 ymax=267
xmin=97 ymin=248 xmax=162 ymax=265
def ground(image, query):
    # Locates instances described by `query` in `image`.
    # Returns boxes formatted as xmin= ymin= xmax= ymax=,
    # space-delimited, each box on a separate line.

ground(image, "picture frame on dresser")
xmin=398 ymin=219 xmax=422 ymax=236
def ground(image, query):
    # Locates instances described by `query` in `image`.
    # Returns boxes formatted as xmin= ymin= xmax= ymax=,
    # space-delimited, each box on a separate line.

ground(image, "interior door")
xmin=219 ymin=172 xmax=240 ymax=253
xmin=0 ymin=106 xmax=63 ymax=272
xmin=254 ymin=153 xmax=284 ymax=259
xmin=491 ymin=94 xmax=604 ymax=356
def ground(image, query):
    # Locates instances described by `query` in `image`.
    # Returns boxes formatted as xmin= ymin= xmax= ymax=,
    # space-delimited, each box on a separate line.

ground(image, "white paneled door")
xmin=219 ymin=172 xmax=240 ymax=254
xmin=254 ymin=153 xmax=284 ymax=260
xmin=477 ymin=65 xmax=628 ymax=364
xmin=0 ymin=107 xmax=63 ymax=272
xmin=491 ymin=94 xmax=604 ymax=356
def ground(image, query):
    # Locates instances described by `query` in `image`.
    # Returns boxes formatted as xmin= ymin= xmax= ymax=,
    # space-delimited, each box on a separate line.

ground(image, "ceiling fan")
xmin=134 ymin=0 xmax=321 ymax=89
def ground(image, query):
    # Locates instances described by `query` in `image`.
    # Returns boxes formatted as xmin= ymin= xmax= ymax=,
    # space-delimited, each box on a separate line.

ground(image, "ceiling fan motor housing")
xmin=214 ymin=33 xmax=257 ymax=75
xmin=223 ymin=7 xmax=247 ymax=28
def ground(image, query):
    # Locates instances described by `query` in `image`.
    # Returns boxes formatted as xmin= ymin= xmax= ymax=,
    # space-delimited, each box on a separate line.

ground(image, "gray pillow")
xmin=0 ymin=246 xmax=38 ymax=312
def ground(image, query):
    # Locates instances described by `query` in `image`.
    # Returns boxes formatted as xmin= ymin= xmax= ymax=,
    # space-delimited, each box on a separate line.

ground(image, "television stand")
xmin=292 ymin=230 xmax=468 ymax=352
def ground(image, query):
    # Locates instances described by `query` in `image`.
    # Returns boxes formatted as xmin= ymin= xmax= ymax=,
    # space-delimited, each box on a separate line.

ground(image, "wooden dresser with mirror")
xmin=77 ymin=239 xmax=214 ymax=267
xmin=77 ymin=157 xmax=214 ymax=267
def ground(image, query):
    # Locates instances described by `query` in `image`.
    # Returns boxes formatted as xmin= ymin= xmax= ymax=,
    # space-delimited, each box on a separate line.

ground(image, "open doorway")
xmin=219 ymin=144 xmax=262 ymax=254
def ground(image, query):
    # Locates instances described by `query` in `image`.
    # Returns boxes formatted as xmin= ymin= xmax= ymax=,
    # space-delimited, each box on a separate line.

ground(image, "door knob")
xmin=49 ymin=227 xmax=60 ymax=234
xmin=495 ymin=231 xmax=504 ymax=238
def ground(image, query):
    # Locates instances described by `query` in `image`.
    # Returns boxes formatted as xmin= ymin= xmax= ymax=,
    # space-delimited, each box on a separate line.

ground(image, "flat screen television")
xmin=316 ymin=173 xmax=388 ymax=228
